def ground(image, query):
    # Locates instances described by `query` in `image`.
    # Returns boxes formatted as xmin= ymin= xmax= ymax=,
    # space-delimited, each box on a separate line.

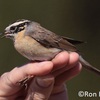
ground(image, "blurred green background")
xmin=0 ymin=0 xmax=100 ymax=100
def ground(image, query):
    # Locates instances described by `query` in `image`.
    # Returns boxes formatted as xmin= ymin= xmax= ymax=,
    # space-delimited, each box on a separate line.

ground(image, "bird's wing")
xmin=61 ymin=37 xmax=84 ymax=45
xmin=26 ymin=24 xmax=81 ymax=52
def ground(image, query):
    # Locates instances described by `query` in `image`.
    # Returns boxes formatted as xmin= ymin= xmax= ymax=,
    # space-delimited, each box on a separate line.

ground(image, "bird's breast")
xmin=14 ymin=34 xmax=61 ymax=61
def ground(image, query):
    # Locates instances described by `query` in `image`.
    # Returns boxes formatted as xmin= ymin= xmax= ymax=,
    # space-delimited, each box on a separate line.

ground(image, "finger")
xmin=68 ymin=52 xmax=79 ymax=69
xmin=26 ymin=75 xmax=54 ymax=100
xmin=52 ymin=51 xmax=69 ymax=71
xmin=55 ymin=63 xmax=82 ymax=86
xmin=2 ymin=61 xmax=53 ymax=86
xmin=52 ymin=52 xmax=79 ymax=77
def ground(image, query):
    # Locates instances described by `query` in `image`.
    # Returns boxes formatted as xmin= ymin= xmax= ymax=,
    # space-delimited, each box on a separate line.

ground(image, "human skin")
xmin=0 ymin=51 xmax=82 ymax=100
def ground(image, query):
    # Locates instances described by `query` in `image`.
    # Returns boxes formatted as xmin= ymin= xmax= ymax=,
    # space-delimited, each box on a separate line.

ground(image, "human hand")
xmin=0 ymin=61 xmax=54 ymax=100
xmin=0 ymin=51 xmax=82 ymax=100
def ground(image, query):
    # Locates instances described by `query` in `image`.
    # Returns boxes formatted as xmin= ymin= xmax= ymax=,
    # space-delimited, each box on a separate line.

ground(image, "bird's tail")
xmin=79 ymin=56 xmax=100 ymax=76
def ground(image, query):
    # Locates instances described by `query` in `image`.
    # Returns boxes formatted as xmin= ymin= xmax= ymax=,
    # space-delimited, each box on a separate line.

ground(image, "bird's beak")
xmin=5 ymin=30 xmax=11 ymax=35
xmin=1 ymin=31 xmax=12 ymax=38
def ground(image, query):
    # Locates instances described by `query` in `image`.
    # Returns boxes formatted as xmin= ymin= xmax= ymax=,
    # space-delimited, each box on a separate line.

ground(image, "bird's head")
xmin=4 ymin=19 xmax=31 ymax=40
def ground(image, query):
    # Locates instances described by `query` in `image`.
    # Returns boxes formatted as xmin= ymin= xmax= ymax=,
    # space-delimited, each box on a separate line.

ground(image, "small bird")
xmin=4 ymin=19 xmax=100 ymax=76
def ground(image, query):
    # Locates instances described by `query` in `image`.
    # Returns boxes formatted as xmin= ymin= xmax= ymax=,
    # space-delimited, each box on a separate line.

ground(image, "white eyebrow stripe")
xmin=5 ymin=20 xmax=29 ymax=30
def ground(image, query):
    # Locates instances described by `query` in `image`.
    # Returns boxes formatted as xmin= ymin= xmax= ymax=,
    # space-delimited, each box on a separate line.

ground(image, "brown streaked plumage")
xmin=4 ymin=19 xmax=100 ymax=76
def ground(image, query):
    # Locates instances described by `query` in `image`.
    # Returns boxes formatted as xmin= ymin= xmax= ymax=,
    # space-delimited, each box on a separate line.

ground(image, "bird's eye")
xmin=10 ymin=26 xmax=16 ymax=31
xmin=10 ymin=26 xmax=18 ymax=33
